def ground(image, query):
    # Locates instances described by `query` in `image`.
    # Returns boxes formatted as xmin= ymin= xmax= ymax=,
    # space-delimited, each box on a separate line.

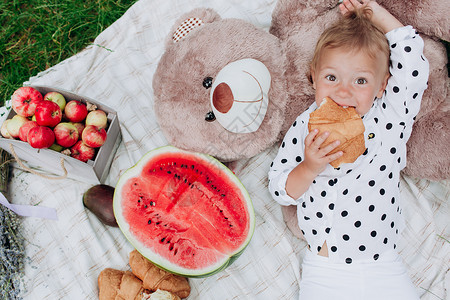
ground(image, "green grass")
xmin=0 ymin=0 xmax=139 ymax=107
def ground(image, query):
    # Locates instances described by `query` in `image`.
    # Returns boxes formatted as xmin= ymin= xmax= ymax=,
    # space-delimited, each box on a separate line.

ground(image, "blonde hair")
xmin=310 ymin=7 xmax=390 ymax=83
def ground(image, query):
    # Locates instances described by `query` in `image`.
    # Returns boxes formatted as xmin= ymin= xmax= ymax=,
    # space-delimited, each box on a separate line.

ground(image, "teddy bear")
xmin=153 ymin=1 xmax=449 ymax=181
xmin=152 ymin=8 xmax=289 ymax=162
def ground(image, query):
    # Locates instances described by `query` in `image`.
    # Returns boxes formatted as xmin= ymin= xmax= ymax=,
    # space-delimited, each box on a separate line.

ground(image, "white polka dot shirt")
xmin=268 ymin=26 xmax=429 ymax=264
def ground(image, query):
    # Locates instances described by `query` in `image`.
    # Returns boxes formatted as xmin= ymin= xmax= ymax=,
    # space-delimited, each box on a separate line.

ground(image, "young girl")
xmin=268 ymin=0 xmax=429 ymax=299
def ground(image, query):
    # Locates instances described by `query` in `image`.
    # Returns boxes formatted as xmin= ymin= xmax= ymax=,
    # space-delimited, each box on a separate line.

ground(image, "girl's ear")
xmin=310 ymin=66 xmax=316 ymax=89
xmin=376 ymin=73 xmax=390 ymax=98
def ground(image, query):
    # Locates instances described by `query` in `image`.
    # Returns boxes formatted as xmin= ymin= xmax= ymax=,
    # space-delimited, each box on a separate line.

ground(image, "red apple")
xmin=6 ymin=115 xmax=28 ymax=139
xmin=70 ymin=140 xmax=95 ymax=162
xmin=70 ymin=122 xmax=85 ymax=137
xmin=64 ymin=100 xmax=88 ymax=122
xmin=1 ymin=120 xmax=13 ymax=139
xmin=35 ymin=101 xmax=62 ymax=127
xmin=54 ymin=122 xmax=79 ymax=147
xmin=81 ymin=125 xmax=107 ymax=148
xmin=11 ymin=86 xmax=43 ymax=117
xmin=44 ymin=91 xmax=66 ymax=111
xmin=85 ymin=110 xmax=108 ymax=129
xmin=18 ymin=121 xmax=38 ymax=142
xmin=27 ymin=126 xmax=55 ymax=149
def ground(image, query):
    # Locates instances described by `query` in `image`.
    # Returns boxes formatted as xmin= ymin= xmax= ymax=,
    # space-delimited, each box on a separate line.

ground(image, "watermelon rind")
xmin=113 ymin=145 xmax=255 ymax=278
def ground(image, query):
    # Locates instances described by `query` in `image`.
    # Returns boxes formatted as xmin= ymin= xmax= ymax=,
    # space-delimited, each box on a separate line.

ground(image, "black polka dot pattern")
xmin=267 ymin=27 xmax=429 ymax=264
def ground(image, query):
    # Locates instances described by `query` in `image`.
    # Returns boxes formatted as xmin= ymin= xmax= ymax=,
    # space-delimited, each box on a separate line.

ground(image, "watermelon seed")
xmin=191 ymin=165 xmax=194 ymax=169
xmin=221 ymin=194 xmax=225 ymax=197
xmin=148 ymin=219 xmax=152 ymax=224
xmin=167 ymin=171 xmax=171 ymax=174
xmin=150 ymin=201 xmax=155 ymax=206
xmin=156 ymin=221 xmax=161 ymax=225
xmin=174 ymin=249 xmax=178 ymax=255
xmin=184 ymin=179 xmax=187 ymax=183
xmin=144 ymin=205 xmax=148 ymax=208
xmin=169 ymin=245 xmax=174 ymax=251
xmin=160 ymin=237 xmax=166 ymax=243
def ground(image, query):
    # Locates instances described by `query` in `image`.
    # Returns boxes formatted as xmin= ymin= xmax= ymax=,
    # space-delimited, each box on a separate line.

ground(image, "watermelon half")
xmin=113 ymin=146 xmax=255 ymax=277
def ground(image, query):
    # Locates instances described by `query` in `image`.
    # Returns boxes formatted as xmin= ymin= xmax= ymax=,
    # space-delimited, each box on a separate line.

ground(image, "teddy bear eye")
xmin=205 ymin=111 xmax=216 ymax=122
xmin=203 ymin=77 xmax=213 ymax=89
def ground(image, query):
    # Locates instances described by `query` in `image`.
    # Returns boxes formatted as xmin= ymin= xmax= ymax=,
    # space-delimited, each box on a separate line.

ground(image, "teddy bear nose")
xmin=212 ymin=83 xmax=233 ymax=113
xmin=209 ymin=58 xmax=271 ymax=134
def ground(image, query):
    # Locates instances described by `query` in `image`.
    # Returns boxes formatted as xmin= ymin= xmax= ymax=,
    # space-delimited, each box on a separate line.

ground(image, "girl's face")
xmin=311 ymin=46 xmax=389 ymax=116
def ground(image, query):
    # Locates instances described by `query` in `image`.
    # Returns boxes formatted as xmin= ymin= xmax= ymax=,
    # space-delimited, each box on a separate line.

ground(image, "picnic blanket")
xmin=2 ymin=0 xmax=449 ymax=299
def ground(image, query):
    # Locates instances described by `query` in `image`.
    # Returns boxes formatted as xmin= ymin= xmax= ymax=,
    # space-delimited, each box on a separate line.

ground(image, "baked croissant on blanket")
xmin=308 ymin=96 xmax=366 ymax=168
xmin=129 ymin=250 xmax=190 ymax=299
xmin=98 ymin=268 xmax=146 ymax=300
xmin=98 ymin=268 xmax=182 ymax=300
xmin=98 ymin=250 xmax=190 ymax=299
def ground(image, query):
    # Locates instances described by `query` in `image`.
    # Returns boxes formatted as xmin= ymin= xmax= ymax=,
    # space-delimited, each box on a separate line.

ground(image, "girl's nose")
xmin=336 ymin=82 xmax=351 ymax=98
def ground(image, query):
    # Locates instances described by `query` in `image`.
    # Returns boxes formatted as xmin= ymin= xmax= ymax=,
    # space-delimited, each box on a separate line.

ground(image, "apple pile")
xmin=1 ymin=86 xmax=109 ymax=163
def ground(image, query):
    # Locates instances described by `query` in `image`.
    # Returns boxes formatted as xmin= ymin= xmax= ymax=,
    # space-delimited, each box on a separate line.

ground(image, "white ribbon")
xmin=0 ymin=192 xmax=58 ymax=220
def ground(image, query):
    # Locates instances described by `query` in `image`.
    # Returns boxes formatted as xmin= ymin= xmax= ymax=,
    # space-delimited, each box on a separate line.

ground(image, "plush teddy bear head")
xmin=153 ymin=8 xmax=289 ymax=162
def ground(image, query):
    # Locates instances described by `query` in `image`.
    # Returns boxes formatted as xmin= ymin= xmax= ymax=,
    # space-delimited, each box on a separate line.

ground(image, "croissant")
xmin=98 ymin=267 xmax=183 ymax=300
xmin=98 ymin=268 xmax=146 ymax=300
xmin=129 ymin=250 xmax=191 ymax=299
xmin=308 ymin=97 xmax=366 ymax=168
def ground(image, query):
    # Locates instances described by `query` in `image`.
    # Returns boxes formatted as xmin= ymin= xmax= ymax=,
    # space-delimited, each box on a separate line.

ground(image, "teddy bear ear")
xmin=165 ymin=8 xmax=222 ymax=47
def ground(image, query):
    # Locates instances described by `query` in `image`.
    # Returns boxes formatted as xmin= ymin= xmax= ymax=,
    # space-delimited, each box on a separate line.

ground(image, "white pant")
xmin=298 ymin=250 xmax=420 ymax=300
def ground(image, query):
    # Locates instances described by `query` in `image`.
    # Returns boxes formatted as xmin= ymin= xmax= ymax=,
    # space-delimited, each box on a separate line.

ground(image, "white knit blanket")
xmin=2 ymin=0 xmax=448 ymax=299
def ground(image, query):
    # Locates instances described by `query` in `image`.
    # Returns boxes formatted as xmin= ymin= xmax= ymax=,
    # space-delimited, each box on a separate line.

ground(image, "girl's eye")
xmin=356 ymin=78 xmax=367 ymax=84
xmin=325 ymin=75 xmax=336 ymax=81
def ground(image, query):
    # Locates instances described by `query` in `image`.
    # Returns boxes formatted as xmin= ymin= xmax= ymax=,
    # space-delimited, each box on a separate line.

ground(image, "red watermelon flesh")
xmin=119 ymin=151 xmax=251 ymax=271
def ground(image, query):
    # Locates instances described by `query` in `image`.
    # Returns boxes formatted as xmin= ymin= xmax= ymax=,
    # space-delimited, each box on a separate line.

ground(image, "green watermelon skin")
xmin=113 ymin=146 xmax=255 ymax=277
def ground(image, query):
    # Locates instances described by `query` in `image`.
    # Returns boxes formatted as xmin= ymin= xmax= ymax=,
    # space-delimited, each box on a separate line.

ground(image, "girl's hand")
xmin=303 ymin=129 xmax=343 ymax=175
xmin=339 ymin=0 xmax=403 ymax=33
xmin=285 ymin=129 xmax=343 ymax=199
xmin=339 ymin=0 xmax=368 ymax=16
